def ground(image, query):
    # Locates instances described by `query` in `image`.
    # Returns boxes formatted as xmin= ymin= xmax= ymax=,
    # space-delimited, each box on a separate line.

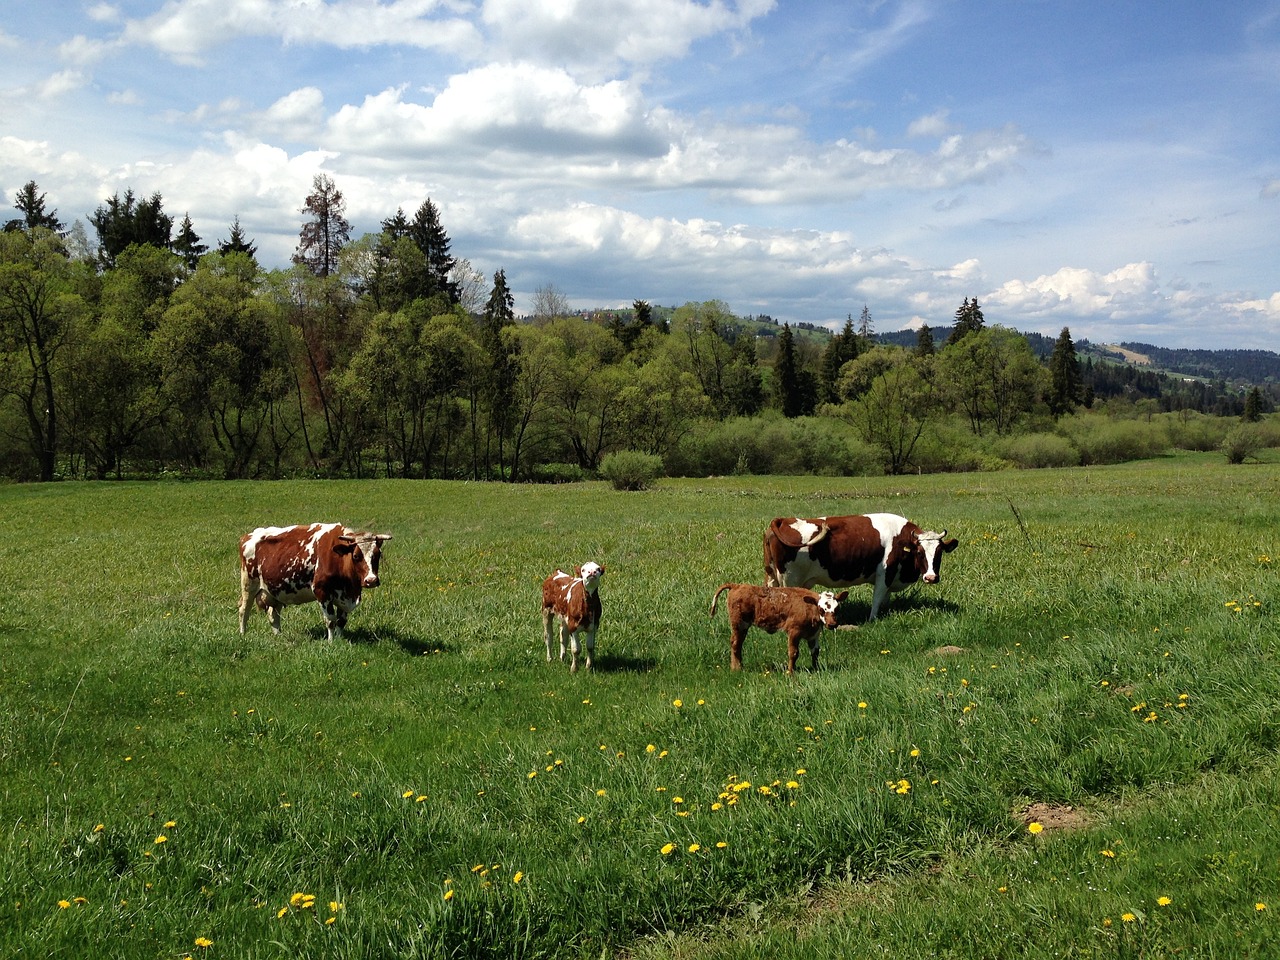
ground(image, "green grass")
xmin=0 ymin=454 xmax=1277 ymax=957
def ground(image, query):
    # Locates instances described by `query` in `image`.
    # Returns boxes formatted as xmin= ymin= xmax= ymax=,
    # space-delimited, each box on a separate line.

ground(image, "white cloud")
xmin=481 ymin=0 xmax=775 ymax=76
xmin=59 ymin=34 xmax=117 ymax=67
xmin=37 ymin=70 xmax=89 ymax=99
xmin=907 ymin=109 xmax=952 ymax=138
xmin=258 ymin=87 xmax=327 ymax=142
xmin=989 ymin=262 xmax=1163 ymax=320
xmin=121 ymin=0 xmax=481 ymax=66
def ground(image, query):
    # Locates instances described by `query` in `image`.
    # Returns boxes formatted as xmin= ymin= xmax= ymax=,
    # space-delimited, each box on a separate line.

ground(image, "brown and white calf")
xmin=239 ymin=523 xmax=392 ymax=641
xmin=541 ymin=562 xmax=604 ymax=673
xmin=763 ymin=513 xmax=957 ymax=621
xmin=710 ymin=583 xmax=847 ymax=674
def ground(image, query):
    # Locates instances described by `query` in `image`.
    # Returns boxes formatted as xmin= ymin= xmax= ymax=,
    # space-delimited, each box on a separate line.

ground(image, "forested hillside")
xmin=3 ymin=179 xmax=1278 ymax=482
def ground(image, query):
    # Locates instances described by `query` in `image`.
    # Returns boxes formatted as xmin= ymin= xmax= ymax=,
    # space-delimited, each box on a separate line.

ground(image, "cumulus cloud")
xmin=120 ymin=0 xmax=481 ymax=66
xmin=907 ymin=109 xmax=953 ymax=138
xmin=989 ymin=262 xmax=1163 ymax=320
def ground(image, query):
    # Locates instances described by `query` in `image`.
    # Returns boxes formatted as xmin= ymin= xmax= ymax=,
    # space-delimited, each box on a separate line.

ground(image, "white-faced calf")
xmin=710 ymin=583 xmax=847 ymax=675
xmin=541 ymin=562 xmax=604 ymax=672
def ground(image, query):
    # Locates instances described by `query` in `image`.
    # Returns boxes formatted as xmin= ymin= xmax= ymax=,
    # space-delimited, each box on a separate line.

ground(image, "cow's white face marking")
xmin=917 ymin=529 xmax=948 ymax=583
xmin=579 ymin=562 xmax=604 ymax=592
xmin=816 ymin=591 xmax=841 ymax=617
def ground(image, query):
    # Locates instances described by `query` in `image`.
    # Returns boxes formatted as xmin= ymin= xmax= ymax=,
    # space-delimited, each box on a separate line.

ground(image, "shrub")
xmin=993 ymin=432 xmax=1081 ymax=469
xmin=1220 ymin=422 xmax=1278 ymax=464
xmin=667 ymin=415 xmax=882 ymax=477
xmin=1056 ymin=414 xmax=1169 ymax=465
xmin=1163 ymin=412 xmax=1230 ymax=452
xmin=598 ymin=449 xmax=663 ymax=490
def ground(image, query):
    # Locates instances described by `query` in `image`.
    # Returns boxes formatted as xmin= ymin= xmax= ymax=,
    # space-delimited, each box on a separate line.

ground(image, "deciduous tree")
xmin=294 ymin=174 xmax=351 ymax=278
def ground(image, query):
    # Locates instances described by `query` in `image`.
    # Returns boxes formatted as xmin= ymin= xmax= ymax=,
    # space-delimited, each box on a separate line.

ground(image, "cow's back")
xmin=771 ymin=514 xmax=901 ymax=589
xmin=242 ymin=523 xmax=338 ymax=599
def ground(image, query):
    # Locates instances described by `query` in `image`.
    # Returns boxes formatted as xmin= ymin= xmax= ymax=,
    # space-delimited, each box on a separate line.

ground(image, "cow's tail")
xmin=709 ymin=584 xmax=733 ymax=618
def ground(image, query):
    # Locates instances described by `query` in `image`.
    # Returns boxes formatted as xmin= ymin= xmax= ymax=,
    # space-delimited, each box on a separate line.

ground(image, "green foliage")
xmin=1055 ymin=413 xmax=1170 ymax=465
xmin=1221 ymin=418 xmax=1280 ymax=464
xmin=992 ymin=431 xmax=1081 ymax=469
xmin=598 ymin=448 xmax=663 ymax=489
xmin=667 ymin=415 xmax=881 ymax=477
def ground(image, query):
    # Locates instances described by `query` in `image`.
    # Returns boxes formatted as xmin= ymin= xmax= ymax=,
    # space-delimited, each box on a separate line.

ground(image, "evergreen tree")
xmin=218 ymin=216 xmax=258 ymax=263
xmin=857 ymin=304 xmax=873 ymax=339
xmin=633 ymin=299 xmax=653 ymax=329
xmin=819 ymin=315 xmax=860 ymax=403
xmin=408 ymin=199 xmax=458 ymax=305
xmin=946 ymin=297 xmax=985 ymax=345
xmin=915 ymin=323 xmax=935 ymax=357
xmin=1242 ymin=386 xmax=1264 ymax=423
xmin=1047 ymin=326 xmax=1083 ymax=417
xmin=89 ymin=189 xmax=173 ymax=269
xmin=172 ymin=213 xmax=207 ymax=270
xmin=5 ymin=181 xmax=64 ymax=234
xmin=294 ymin=173 xmax=350 ymax=277
xmin=774 ymin=322 xmax=805 ymax=417
xmin=481 ymin=269 xmax=518 ymax=476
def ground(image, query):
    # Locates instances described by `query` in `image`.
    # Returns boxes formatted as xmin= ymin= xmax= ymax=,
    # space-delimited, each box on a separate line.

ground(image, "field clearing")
xmin=1 ymin=455 xmax=1277 ymax=958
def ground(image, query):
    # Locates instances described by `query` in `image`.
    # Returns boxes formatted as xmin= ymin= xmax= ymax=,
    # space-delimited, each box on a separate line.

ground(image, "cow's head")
xmin=913 ymin=529 xmax=958 ymax=584
xmin=332 ymin=535 xmax=372 ymax=588
xmin=813 ymin=589 xmax=848 ymax=628
xmin=576 ymin=561 xmax=605 ymax=593
xmin=348 ymin=531 xmax=393 ymax=588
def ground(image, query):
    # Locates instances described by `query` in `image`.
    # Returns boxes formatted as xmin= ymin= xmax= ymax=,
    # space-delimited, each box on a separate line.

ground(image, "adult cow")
xmin=763 ymin=513 xmax=957 ymax=621
xmin=239 ymin=523 xmax=392 ymax=641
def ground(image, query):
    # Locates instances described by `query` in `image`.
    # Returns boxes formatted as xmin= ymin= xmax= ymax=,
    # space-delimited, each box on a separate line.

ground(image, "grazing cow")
xmin=710 ymin=583 xmax=848 ymax=674
xmin=763 ymin=513 xmax=957 ymax=621
xmin=239 ymin=523 xmax=392 ymax=641
xmin=541 ymin=562 xmax=604 ymax=673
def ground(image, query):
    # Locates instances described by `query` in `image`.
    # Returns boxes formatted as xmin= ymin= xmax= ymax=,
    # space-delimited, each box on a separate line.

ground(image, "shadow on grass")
xmin=337 ymin=625 xmax=449 ymax=656
xmin=583 ymin=652 xmax=659 ymax=673
xmin=835 ymin=592 xmax=960 ymax=624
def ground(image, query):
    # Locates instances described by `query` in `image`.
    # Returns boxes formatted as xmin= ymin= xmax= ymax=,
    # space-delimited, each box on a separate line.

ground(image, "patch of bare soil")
xmin=932 ymin=645 xmax=966 ymax=655
xmin=1018 ymin=801 xmax=1092 ymax=832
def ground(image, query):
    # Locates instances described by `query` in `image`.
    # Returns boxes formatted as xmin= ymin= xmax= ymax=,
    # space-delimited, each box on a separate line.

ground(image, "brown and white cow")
xmin=763 ymin=513 xmax=957 ymax=622
xmin=711 ymin=583 xmax=847 ymax=674
xmin=239 ymin=523 xmax=392 ymax=641
xmin=541 ymin=562 xmax=604 ymax=673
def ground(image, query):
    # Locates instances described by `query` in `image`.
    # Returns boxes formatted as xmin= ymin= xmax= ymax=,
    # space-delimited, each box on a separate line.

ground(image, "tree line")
xmin=1 ymin=177 xmax=1273 ymax=482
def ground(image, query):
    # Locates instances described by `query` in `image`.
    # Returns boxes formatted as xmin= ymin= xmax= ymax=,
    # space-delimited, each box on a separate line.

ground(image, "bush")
xmin=666 ymin=415 xmax=881 ymax=477
xmin=993 ymin=432 xmax=1081 ymax=469
xmin=1056 ymin=414 xmax=1169 ymax=465
xmin=598 ymin=450 xmax=663 ymax=490
xmin=1220 ymin=421 xmax=1280 ymax=464
xmin=1163 ymin=412 xmax=1230 ymax=452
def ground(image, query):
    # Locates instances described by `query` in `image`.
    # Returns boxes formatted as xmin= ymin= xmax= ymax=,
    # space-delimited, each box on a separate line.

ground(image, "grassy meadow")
xmin=0 ymin=455 xmax=1277 ymax=958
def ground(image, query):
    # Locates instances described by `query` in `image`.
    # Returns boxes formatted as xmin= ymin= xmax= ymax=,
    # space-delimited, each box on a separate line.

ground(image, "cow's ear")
xmin=835 ymin=591 xmax=849 ymax=602
xmin=943 ymin=538 xmax=959 ymax=552
xmin=902 ymin=542 xmax=914 ymax=553
xmin=802 ymin=595 xmax=818 ymax=606
xmin=334 ymin=536 xmax=358 ymax=555
xmin=574 ymin=565 xmax=583 ymax=576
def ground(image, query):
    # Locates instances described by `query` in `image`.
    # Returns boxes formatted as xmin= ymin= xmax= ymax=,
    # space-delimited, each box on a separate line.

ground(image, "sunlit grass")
xmin=0 ymin=453 xmax=1276 ymax=957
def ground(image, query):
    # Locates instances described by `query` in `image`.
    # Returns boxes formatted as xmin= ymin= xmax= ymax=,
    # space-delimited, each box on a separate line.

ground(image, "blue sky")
xmin=2 ymin=0 xmax=1277 ymax=349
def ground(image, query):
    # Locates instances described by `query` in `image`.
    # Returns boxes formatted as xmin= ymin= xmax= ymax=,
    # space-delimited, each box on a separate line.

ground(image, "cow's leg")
xmin=868 ymin=571 xmax=889 ymax=621
xmin=786 ymin=631 xmax=800 ymax=676
xmin=807 ymin=632 xmax=821 ymax=671
xmin=568 ymin=628 xmax=582 ymax=673
xmin=542 ymin=607 xmax=555 ymax=662
xmin=558 ymin=621 xmax=569 ymax=663
xmin=238 ymin=573 xmax=255 ymax=635
xmin=729 ymin=622 xmax=747 ymax=671
xmin=582 ymin=625 xmax=595 ymax=672
xmin=266 ymin=600 xmax=282 ymax=634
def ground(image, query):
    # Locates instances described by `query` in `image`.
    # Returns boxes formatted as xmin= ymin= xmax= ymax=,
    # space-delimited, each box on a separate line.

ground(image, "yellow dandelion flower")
xmin=646 ymin=744 xmax=657 ymax=753
xmin=1103 ymin=918 xmax=1112 ymax=928
xmin=93 ymin=823 xmax=104 ymax=832
xmin=673 ymin=796 xmax=683 ymax=804
xmin=277 ymin=907 xmax=288 ymax=919
xmin=1102 ymin=849 xmax=1116 ymax=858
xmin=329 ymin=901 xmax=344 ymax=912
xmin=73 ymin=896 xmax=87 ymax=905
xmin=194 ymin=936 xmax=213 ymax=948
xmin=1257 ymin=902 xmax=1267 ymax=912
xmin=58 ymin=899 xmax=71 ymax=909
xmin=513 ymin=872 xmax=524 ymax=884
xmin=527 ymin=771 xmax=537 ymax=779
xmin=661 ymin=843 xmax=676 ymax=855
xmin=1028 ymin=822 xmax=1044 ymax=834
xmin=1157 ymin=896 xmax=1172 ymax=907
xmin=796 ymin=768 xmax=807 ymax=775
xmin=164 ymin=820 xmax=177 ymax=828
xmin=325 ymin=916 xmax=337 ymax=925
xmin=688 ymin=843 xmax=701 ymax=853
xmin=673 ymin=699 xmax=683 ymax=707
xmin=711 ymin=802 xmax=723 ymax=811
xmin=716 ymin=841 xmax=727 ymax=848
xmin=154 ymin=835 xmax=168 ymax=844
xmin=577 ymin=816 xmax=586 ymax=823
xmin=909 ymin=748 xmax=920 ymax=758
xmin=1121 ymin=912 xmax=1136 ymax=923
xmin=786 ymin=781 xmax=800 ymax=789
xmin=596 ymin=788 xmax=607 ymax=796
xmin=443 ymin=889 xmax=454 ymax=901
xmin=403 ymin=790 xmax=414 ymax=798
xmin=858 ymin=702 xmax=867 ymax=709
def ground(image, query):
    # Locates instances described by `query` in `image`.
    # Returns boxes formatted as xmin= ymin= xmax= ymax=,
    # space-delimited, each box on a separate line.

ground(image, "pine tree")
xmin=5 ymin=181 xmax=64 ymax=234
xmin=774 ymin=322 xmax=805 ymax=417
xmin=1047 ymin=326 xmax=1083 ymax=417
xmin=481 ymin=269 xmax=518 ymax=477
xmin=89 ymin=189 xmax=173 ymax=268
xmin=408 ymin=199 xmax=458 ymax=305
xmin=294 ymin=173 xmax=350 ymax=277
xmin=218 ymin=216 xmax=259 ymax=263
xmin=172 ymin=213 xmax=207 ymax=270
xmin=915 ymin=323 xmax=935 ymax=357
xmin=946 ymin=297 xmax=985 ymax=345
xmin=1242 ymin=386 xmax=1264 ymax=423
xmin=857 ymin=304 xmax=873 ymax=338
xmin=819 ymin=315 xmax=860 ymax=403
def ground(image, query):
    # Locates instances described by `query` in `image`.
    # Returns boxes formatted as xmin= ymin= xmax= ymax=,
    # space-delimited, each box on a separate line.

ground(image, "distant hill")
xmin=876 ymin=326 xmax=1280 ymax=385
